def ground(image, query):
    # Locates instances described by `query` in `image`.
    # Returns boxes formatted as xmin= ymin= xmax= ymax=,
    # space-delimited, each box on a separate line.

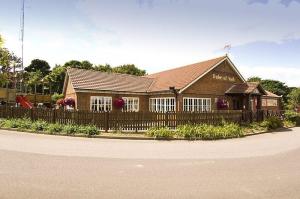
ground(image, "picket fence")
xmin=0 ymin=106 xmax=283 ymax=131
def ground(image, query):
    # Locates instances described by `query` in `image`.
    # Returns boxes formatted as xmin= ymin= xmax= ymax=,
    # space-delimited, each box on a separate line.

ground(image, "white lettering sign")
xmin=212 ymin=74 xmax=235 ymax=82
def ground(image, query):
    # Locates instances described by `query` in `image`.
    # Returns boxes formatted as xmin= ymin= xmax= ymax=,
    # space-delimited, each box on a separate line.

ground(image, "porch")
xmin=225 ymin=82 xmax=267 ymax=111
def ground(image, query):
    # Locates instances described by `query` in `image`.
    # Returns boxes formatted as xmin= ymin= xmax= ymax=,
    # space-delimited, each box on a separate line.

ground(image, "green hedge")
xmin=0 ymin=118 xmax=100 ymax=136
xmin=176 ymin=122 xmax=244 ymax=140
xmin=147 ymin=127 xmax=174 ymax=140
xmin=147 ymin=122 xmax=244 ymax=140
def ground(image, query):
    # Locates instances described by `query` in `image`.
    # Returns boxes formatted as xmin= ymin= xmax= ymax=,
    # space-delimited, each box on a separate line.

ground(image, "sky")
xmin=0 ymin=0 xmax=299 ymax=87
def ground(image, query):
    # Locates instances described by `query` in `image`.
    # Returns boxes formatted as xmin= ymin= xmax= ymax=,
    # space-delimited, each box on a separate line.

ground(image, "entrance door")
xmin=233 ymin=98 xmax=243 ymax=110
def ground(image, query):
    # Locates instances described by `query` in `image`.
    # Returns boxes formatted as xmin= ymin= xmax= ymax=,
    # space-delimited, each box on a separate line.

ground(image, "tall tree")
xmin=64 ymin=60 xmax=93 ymax=70
xmin=25 ymin=59 xmax=50 ymax=76
xmin=260 ymin=79 xmax=291 ymax=103
xmin=26 ymin=70 xmax=43 ymax=93
xmin=64 ymin=60 xmax=81 ymax=68
xmin=287 ymin=87 xmax=300 ymax=110
xmin=247 ymin=76 xmax=262 ymax=82
xmin=94 ymin=64 xmax=112 ymax=72
xmin=0 ymin=35 xmax=21 ymax=88
xmin=81 ymin=60 xmax=93 ymax=70
xmin=45 ymin=65 xmax=66 ymax=93
xmin=0 ymin=34 xmax=3 ymax=47
xmin=112 ymin=64 xmax=146 ymax=76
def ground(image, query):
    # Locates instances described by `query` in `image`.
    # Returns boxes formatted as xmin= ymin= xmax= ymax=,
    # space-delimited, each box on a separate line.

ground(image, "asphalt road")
xmin=0 ymin=128 xmax=300 ymax=199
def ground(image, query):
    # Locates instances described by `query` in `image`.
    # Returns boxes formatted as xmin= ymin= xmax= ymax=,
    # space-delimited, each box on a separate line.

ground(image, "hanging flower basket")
xmin=56 ymin=98 xmax=65 ymax=106
xmin=64 ymin=97 xmax=75 ymax=107
xmin=217 ymin=98 xmax=228 ymax=110
xmin=113 ymin=98 xmax=125 ymax=109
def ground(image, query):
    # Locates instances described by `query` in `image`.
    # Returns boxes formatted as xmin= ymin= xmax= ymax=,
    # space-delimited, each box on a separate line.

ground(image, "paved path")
xmin=0 ymin=128 xmax=300 ymax=199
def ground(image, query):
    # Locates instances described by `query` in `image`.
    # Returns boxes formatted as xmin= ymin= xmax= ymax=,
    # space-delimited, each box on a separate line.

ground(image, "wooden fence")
xmin=0 ymin=106 xmax=283 ymax=132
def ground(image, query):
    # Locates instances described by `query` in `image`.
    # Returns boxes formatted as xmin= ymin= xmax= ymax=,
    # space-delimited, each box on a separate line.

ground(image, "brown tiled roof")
xmin=67 ymin=68 xmax=154 ymax=93
xmin=264 ymin=90 xmax=281 ymax=98
xmin=66 ymin=55 xmax=231 ymax=93
xmin=226 ymin=82 xmax=267 ymax=95
xmin=146 ymin=56 xmax=227 ymax=92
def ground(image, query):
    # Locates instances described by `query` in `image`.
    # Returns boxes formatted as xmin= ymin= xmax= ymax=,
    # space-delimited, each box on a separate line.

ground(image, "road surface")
xmin=0 ymin=128 xmax=300 ymax=199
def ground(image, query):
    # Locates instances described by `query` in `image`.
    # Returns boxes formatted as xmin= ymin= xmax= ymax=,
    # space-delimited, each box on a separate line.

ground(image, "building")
xmin=63 ymin=55 xmax=281 ymax=112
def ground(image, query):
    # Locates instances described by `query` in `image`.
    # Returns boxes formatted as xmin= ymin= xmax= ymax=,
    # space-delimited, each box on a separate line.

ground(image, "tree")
xmin=64 ymin=60 xmax=81 ymax=68
xmin=81 ymin=60 xmax=93 ymax=70
xmin=63 ymin=60 xmax=93 ymax=70
xmin=260 ymin=79 xmax=291 ymax=103
xmin=0 ymin=35 xmax=21 ymax=88
xmin=287 ymin=88 xmax=300 ymax=110
xmin=26 ymin=70 xmax=43 ymax=93
xmin=25 ymin=59 xmax=50 ymax=76
xmin=247 ymin=76 xmax=262 ymax=82
xmin=94 ymin=64 xmax=112 ymax=72
xmin=45 ymin=65 xmax=66 ymax=93
xmin=0 ymin=34 xmax=3 ymax=47
xmin=247 ymin=76 xmax=292 ymax=103
xmin=51 ymin=92 xmax=64 ymax=102
xmin=112 ymin=64 xmax=146 ymax=76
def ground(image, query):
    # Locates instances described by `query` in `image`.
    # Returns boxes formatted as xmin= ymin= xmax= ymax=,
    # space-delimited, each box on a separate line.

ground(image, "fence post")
xmin=104 ymin=111 xmax=109 ymax=132
xmin=5 ymin=105 xmax=8 ymax=119
xmin=52 ymin=109 xmax=56 ymax=123
xmin=11 ymin=107 xmax=14 ymax=119
xmin=165 ymin=111 xmax=169 ymax=128
xmin=30 ymin=108 xmax=34 ymax=121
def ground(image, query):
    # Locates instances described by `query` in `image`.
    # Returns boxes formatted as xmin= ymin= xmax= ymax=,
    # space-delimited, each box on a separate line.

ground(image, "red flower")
xmin=64 ymin=97 xmax=75 ymax=107
xmin=217 ymin=98 xmax=228 ymax=110
xmin=113 ymin=98 xmax=125 ymax=109
xmin=56 ymin=98 xmax=65 ymax=106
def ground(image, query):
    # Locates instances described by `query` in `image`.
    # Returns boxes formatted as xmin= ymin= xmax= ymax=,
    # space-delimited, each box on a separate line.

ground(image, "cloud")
xmin=247 ymin=0 xmax=269 ymax=5
xmin=137 ymin=0 xmax=154 ymax=8
xmin=229 ymin=39 xmax=300 ymax=68
xmin=247 ymin=0 xmax=300 ymax=6
xmin=240 ymin=65 xmax=300 ymax=87
xmin=1 ymin=0 xmax=299 ymax=86
xmin=280 ymin=0 xmax=300 ymax=6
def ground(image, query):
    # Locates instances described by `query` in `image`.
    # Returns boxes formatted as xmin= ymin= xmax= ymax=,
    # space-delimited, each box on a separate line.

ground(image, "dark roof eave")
xmin=74 ymin=88 xmax=149 ymax=95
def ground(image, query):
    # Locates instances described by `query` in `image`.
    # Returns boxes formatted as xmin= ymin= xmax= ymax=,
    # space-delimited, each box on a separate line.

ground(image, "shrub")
xmin=220 ymin=122 xmax=244 ymax=138
xmin=17 ymin=118 xmax=32 ymax=130
xmin=78 ymin=125 xmax=99 ymax=136
xmin=176 ymin=123 xmax=243 ymax=140
xmin=285 ymin=111 xmax=300 ymax=126
xmin=176 ymin=124 xmax=199 ymax=139
xmin=63 ymin=124 xmax=79 ymax=135
xmin=248 ymin=122 xmax=266 ymax=131
xmin=1 ymin=118 xmax=19 ymax=128
xmin=260 ymin=116 xmax=283 ymax=130
xmin=147 ymin=127 xmax=174 ymax=139
xmin=31 ymin=120 xmax=48 ymax=132
xmin=47 ymin=123 xmax=63 ymax=134
xmin=283 ymin=120 xmax=296 ymax=128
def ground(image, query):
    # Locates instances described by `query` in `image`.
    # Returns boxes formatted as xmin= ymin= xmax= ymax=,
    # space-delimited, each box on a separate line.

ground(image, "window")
xmin=90 ymin=96 xmax=112 ymax=112
xmin=149 ymin=97 xmax=176 ymax=112
xmin=262 ymin=99 xmax=267 ymax=107
xmin=263 ymin=99 xmax=278 ymax=107
xmin=123 ymin=97 xmax=139 ymax=112
xmin=183 ymin=98 xmax=211 ymax=112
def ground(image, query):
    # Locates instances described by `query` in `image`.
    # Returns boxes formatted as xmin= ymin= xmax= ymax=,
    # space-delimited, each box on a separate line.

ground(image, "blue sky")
xmin=0 ymin=0 xmax=299 ymax=86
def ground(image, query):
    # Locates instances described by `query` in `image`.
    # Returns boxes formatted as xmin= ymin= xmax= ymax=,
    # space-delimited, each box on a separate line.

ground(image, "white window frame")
xmin=122 ymin=97 xmax=139 ymax=112
xmin=149 ymin=97 xmax=176 ymax=112
xmin=183 ymin=97 xmax=211 ymax=112
xmin=266 ymin=99 xmax=278 ymax=107
xmin=90 ymin=96 xmax=112 ymax=112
